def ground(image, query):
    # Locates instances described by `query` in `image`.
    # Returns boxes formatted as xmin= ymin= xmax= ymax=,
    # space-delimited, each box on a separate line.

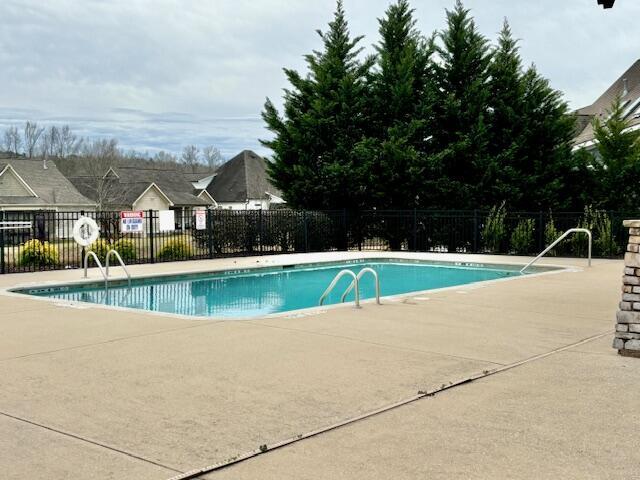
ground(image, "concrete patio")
xmin=0 ymin=253 xmax=633 ymax=479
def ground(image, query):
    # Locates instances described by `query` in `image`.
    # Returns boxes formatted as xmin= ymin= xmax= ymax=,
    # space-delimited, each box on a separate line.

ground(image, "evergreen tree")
xmin=484 ymin=20 xmax=525 ymax=207
xmin=262 ymin=1 xmax=373 ymax=210
xmin=484 ymin=21 xmax=575 ymax=211
xmin=517 ymin=64 xmax=575 ymax=210
xmin=425 ymin=0 xmax=492 ymax=209
xmin=363 ymin=0 xmax=435 ymax=209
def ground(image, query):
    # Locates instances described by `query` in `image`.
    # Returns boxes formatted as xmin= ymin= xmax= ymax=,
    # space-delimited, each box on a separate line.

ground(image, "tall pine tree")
xmin=262 ymin=1 xmax=373 ymax=210
xmin=426 ymin=0 xmax=492 ymax=209
xmin=362 ymin=0 xmax=435 ymax=209
xmin=517 ymin=64 xmax=575 ymax=210
xmin=482 ymin=19 xmax=575 ymax=211
xmin=485 ymin=20 xmax=525 ymax=207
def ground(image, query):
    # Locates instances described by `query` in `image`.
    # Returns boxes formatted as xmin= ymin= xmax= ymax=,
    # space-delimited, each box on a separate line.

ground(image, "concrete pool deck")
xmin=0 ymin=252 xmax=634 ymax=479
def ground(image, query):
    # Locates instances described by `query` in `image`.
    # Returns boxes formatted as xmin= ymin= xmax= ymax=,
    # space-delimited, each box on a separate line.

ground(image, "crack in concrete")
xmin=0 ymin=321 xmax=224 ymax=363
xmin=0 ymin=411 xmax=183 ymax=474
xmin=168 ymin=330 xmax=613 ymax=480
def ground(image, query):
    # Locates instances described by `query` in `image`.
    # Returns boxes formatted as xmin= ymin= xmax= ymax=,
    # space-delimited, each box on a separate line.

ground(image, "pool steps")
xmin=319 ymin=267 xmax=381 ymax=308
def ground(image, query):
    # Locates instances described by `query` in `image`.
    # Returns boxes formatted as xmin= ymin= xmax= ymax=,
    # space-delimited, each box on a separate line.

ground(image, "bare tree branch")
xmin=24 ymin=121 xmax=45 ymax=158
xmin=202 ymin=145 xmax=223 ymax=169
xmin=2 ymin=126 xmax=22 ymax=155
xmin=181 ymin=144 xmax=200 ymax=172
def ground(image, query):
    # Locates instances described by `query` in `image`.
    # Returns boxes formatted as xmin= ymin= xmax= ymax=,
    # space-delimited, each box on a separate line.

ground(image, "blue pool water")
xmin=20 ymin=259 xmax=534 ymax=318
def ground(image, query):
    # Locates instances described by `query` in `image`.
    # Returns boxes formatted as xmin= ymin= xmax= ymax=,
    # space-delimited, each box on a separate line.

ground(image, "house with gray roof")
xmin=65 ymin=161 xmax=215 ymax=230
xmin=573 ymin=59 xmax=640 ymax=150
xmin=205 ymin=150 xmax=285 ymax=210
xmin=0 ymin=157 xmax=95 ymax=211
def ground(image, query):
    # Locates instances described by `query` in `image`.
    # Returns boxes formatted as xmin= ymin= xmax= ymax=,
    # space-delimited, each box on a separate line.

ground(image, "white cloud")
xmin=0 ymin=0 xmax=637 ymax=155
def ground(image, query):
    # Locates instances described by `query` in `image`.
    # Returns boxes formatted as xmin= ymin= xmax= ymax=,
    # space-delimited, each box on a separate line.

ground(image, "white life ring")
xmin=73 ymin=216 xmax=99 ymax=247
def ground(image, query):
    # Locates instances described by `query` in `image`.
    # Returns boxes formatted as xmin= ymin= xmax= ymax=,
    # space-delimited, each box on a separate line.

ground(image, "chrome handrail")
xmin=319 ymin=269 xmax=360 ymax=308
xmin=105 ymin=249 xmax=132 ymax=288
xmin=341 ymin=267 xmax=381 ymax=305
xmin=520 ymin=228 xmax=592 ymax=273
xmin=83 ymin=250 xmax=108 ymax=289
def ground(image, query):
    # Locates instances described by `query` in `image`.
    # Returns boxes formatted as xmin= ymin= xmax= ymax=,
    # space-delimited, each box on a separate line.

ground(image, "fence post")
xmin=609 ymin=210 xmax=615 ymax=258
xmin=538 ymin=211 xmax=544 ymax=252
xmin=79 ymin=210 xmax=86 ymax=269
xmin=258 ymin=208 xmax=263 ymax=253
xmin=413 ymin=209 xmax=418 ymax=252
xmin=207 ymin=209 xmax=214 ymax=259
xmin=473 ymin=209 xmax=479 ymax=253
xmin=148 ymin=210 xmax=155 ymax=263
xmin=303 ymin=211 xmax=309 ymax=253
xmin=343 ymin=209 xmax=348 ymax=251
xmin=0 ymin=210 xmax=5 ymax=275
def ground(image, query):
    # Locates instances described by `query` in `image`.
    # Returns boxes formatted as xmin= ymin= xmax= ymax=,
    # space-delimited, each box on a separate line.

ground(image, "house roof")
xmin=0 ymin=159 xmax=94 ymax=207
xmin=65 ymin=162 xmax=212 ymax=208
xmin=188 ymin=173 xmax=216 ymax=190
xmin=573 ymin=59 xmax=640 ymax=147
xmin=206 ymin=150 xmax=282 ymax=203
xmin=111 ymin=165 xmax=211 ymax=207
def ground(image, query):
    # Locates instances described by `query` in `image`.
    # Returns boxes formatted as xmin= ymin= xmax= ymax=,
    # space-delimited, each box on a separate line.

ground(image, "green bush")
xmin=89 ymin=238 xmax=137 ymax=263
xmin=481 ymin=202 xmax=507 ymax=253
xmin=571 ymin=206 xmax=596 ymax=257
xmin=19 ymin=239 xmax=59 ymax=266
xmin=544 ymin=213 xmax=561 ymax=256
xmin=88 ymin=238 xmax=111 ymax=262
xmin=158 ymin=237 xmax=193 ymax=260
xmin=570 ymin=206 xmax=617 ymax=257
xmin=112 ymin=238 xmax=137 ymax=262
xmin=593 ymin=210 xmax=618 ymax=257
xmin=510 ymin=219 xmax=535 ymax=255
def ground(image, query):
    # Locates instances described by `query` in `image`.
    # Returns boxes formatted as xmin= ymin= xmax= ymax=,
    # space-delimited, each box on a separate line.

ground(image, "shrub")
xmin=112 ymin=238 xmax=137 ymax=262
xmin=88 ymin=238 xmax=111 ymax=262
xmin=571 ymin=206 xmax=596 ymax=257
xmin=89 ymin=238 xmax=137 ymax=263
xmin=510 ymin=219 xmax=535 ymax=255
xmin=593 ymin=210 xmax=618 ymax=257
xmin=570 ymin=206 xmax=617 ymax=257
xmin=544 ymin=213 xmax=561 ymax=256
xmin=158 ymin=237 xmax=193 ymax=260
xmin=481 ymin=202 xmax=507 ymax=253
xmin=19 ymin=239 xmax=59 ymax=266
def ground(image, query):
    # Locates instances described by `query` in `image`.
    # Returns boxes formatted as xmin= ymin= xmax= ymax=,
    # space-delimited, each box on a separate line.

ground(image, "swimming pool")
xmin=17 ymin=259 xmax=545 ymax=319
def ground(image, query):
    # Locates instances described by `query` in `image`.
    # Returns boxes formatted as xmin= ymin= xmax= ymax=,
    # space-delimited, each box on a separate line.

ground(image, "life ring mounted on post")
xmin=73 ymin=216 xmax=99 ymax=247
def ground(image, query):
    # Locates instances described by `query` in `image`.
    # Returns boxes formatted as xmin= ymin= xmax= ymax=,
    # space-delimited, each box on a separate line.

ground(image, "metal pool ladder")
xmin=106 ymin=249 xmax=132 ymax=288
xmin=319 ymin=268 xmax=381 ymax=308
xmin=340 ymin=267 xmax=381 ymax=305
xmin=83 ymin=249 xmax=131 ymax=289
xmin=520 ymin=228 xmax=592 ymax=274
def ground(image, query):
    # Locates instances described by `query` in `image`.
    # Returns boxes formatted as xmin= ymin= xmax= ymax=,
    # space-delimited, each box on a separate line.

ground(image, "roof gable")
xmin=132 ymin=183 xmax=174 ymax=208
xmin=112 ymin=165 xmax=211 ymax=207
xmin=0 ymin=164 xmax=37 ymax=197
xmin=0 ymin=160 xmax=94 ymax=206
xmin=197 ymin=189 xmax=216 ymax=206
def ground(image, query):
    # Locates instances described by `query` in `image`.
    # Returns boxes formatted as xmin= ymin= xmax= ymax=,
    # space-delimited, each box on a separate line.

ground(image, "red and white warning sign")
xmin=120 ymin=211 xmax=144 ymax=233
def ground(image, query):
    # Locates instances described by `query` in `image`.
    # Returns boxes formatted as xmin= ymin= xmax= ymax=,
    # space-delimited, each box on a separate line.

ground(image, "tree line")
xmin=1 ymin=122 xmax=224 ymax=171
xmin=263 ymin=0 xmax=631 ymax=214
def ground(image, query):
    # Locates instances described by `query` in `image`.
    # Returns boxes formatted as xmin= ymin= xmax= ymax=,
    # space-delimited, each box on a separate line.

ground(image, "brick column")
xmin=614 ymin=220 xmax=640 ymax=357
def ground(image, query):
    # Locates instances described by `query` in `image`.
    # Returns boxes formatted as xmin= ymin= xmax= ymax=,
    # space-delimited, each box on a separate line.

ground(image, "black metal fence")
xmin=0 ymin=208 xmax=634 ymax=274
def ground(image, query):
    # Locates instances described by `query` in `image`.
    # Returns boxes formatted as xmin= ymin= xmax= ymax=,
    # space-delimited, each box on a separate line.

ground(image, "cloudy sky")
xmin=0 ymin=0 xmax=636 ymax=159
